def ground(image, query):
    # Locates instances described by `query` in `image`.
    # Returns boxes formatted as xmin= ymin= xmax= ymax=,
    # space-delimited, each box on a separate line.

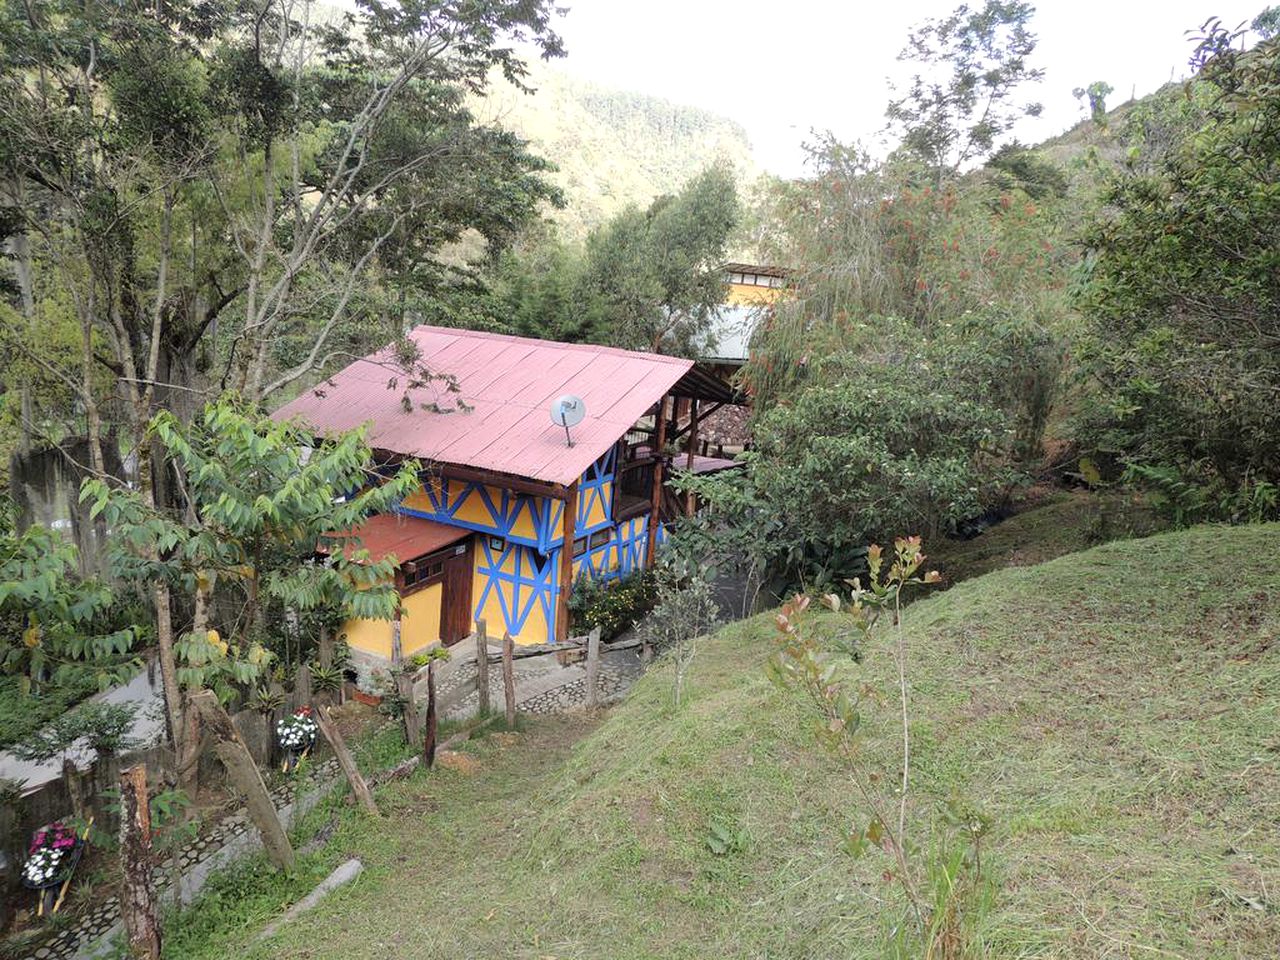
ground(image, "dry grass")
xmin=164 ymin=522 xmax=1279 ymax=959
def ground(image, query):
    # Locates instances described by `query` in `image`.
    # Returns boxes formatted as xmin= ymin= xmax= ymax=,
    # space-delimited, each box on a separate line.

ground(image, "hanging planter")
xmin=276 ymin=706 xmax=318 ymax=773
xmin=22 ymin=820 xmax=90 ymax=917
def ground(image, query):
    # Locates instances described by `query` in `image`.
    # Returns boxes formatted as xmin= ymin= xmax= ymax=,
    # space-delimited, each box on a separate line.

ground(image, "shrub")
xmin=633 ymin=574 xmax=721 ymax=654
xmin=568 ymin=569 xmax=658 ymax=641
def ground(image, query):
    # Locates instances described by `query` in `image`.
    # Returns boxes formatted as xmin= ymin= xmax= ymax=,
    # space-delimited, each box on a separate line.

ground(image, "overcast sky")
xmin=542 ymin=0 xmax=1266 ymax=176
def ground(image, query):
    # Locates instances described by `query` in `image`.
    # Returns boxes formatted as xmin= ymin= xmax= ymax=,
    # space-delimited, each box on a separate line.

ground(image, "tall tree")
xmin=1076 ymin=24 xmax=1280 ymax=511
xmin=886 ymin=0 xmax=1044 ymax=182
xmin=577 ymin=165 xmax=740 ymax=354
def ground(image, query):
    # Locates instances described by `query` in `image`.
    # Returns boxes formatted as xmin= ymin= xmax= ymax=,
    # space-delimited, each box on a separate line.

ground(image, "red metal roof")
xmin=274 ymin=325 xmax=695 ymax=487
xmin=325 ymin=513 xmax=467 ymax=564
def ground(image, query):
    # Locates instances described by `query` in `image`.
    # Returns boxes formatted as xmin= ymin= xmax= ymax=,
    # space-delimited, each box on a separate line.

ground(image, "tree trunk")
xmin=423 ymin=660 xmax=438 ymax=769
xmin=318 ymin=624 xmax=334 ymax=671
xmin=189 ymin=691 xmax=296 ymax=872
xmin=585 ymin=626 xmax=601 ymax=709
xmin=118 ymin=765 xmax=162 ymax=959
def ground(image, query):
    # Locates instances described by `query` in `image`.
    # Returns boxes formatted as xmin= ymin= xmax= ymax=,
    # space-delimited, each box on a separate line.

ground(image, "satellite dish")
xmin=550 ymin=394 xmax=586 ymax=447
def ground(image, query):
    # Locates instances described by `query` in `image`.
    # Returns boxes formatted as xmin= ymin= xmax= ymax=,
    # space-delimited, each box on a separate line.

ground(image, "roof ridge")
xmin=408 ymin=324 xmax=693 ymax=368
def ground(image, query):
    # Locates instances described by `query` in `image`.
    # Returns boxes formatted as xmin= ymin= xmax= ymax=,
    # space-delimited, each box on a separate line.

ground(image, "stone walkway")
xmin=434 ymin=643 xmax=644 ymax=719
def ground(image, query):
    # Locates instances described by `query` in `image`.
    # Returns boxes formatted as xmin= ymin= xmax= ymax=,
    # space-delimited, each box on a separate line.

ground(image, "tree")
xmin=576 ymin=166 xmax=740 ymax=354
xmin=82 ymin=396 xmax=421 ymax=789
xmin=886 ymin=0 xmax=1045 ymax=182
xmin=1075 ymin=25 xmax=1280 ymax=516
xmin=1 ymin=0 xmax=562 ymax=779
xmin=0 ymin=503 xmax=139 ymax=693
xmin=1254 ymin=5 xmax=1280 ymax=39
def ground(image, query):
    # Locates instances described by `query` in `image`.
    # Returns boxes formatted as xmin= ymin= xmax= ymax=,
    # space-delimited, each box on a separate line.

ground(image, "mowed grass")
xmin=169 ymin=523 xmax=1279 ymax=959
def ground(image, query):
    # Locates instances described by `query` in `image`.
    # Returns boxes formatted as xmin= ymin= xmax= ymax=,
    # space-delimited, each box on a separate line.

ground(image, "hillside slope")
xmin=178 ymin=524 xmax=1279 ymax=959
xmin=471 ymin=63 xmax=759 ymax=240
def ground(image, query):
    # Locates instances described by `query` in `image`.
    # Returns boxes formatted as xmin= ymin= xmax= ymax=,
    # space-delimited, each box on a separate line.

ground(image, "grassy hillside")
xmin=168 ymin=523 xmax=1279 ymax=958
xmin=472 ymin=63 xmax=759 ymax=240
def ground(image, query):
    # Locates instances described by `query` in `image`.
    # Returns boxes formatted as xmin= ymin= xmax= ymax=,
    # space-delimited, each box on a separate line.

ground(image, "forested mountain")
xmin=472 ymin=63 xmax=759 ymax=239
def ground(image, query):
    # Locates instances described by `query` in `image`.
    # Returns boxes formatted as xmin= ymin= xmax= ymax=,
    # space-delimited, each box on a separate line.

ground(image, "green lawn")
xmin=164 ymin=522 xmax=1279 ymax=958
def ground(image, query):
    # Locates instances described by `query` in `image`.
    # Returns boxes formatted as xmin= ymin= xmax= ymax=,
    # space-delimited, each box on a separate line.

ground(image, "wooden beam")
xmin=314 ymin=705 xmax=379 ymax=817
xmin=585 ymin=626 xmax=601 ymax=709
xmin=474 ymin=620 xmax=490 ymax=714
xmin=502 ymin=632 xmax=516 ymax=726
xmin=685 ymin=400 xmax=699 ymax=516
xmin=646 ymin=395 xmax=669 ymax=568
xmin=437 ymin=463 xmax=570 ymax=500
xmin=555 ymin=481 xmax=578 ymax=642
xmin=667 ymin=401 xmax=726 ymax=444
xmin=189 ymin=690 xmax=296 ymax=872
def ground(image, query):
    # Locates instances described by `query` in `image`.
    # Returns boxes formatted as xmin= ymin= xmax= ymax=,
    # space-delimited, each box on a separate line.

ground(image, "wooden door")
xmin=440 ymin=538 xmax=473 ymax=645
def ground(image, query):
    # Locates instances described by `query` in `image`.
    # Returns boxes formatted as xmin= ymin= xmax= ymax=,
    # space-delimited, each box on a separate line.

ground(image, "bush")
xmin=569 ymin=569 xmax=658 ymax=641
xmin=748 ymin=341 xmax=1018 ymax=586
xmin=634 ymin=574 xmax=721 ymax=654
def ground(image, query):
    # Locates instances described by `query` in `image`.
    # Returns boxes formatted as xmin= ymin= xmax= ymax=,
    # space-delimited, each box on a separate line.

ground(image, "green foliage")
xmin=1256 ymin=5 xmax=1280 ymax=39
xmin=13 ymin=701 xmax=139 ymax=762
xmin=568 ymin=569 xmax=659 ymax=641
xmin=1073 ymin=80 xmax=1114 ymax=125
xmin=1075 ymin=28 xmax=1280 ymax=515
xmin=768 ymin=541 xmax=994 ymax=956
xmin=886 ymin=0 xmax=1045 ymax=179
xmin=634 ymin=574 xmax=721 ymax=654
xmin=81 ymin=396 xmax=420 ymax=687
xmin=984 ymin=142 xmax=1068 ymax=199
xmin=1123 ymin=463 xmax=1279 ymax=527
xmin=746 ymin=341 xmax=1017 ymax=586
xmin=0 ymin=500 xmax=140 ymax=694
xmin=584 ymin=164 xmax=739 ymax=354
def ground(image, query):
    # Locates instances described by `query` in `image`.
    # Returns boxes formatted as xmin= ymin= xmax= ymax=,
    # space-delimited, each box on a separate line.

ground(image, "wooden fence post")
xmin=397 ymin=670 xmax=422 ymax=747
xmin=585 ymin=626 xmax=601 ymax=709
xmin=314 ymin=706 xmax=378 ymax=817
xmin=189 ymin=690 xmax=296 ymax=872
xmin=502 ymin=632 xmax=516 ymax=726
xmin=423 ymin=659 xmax=438 ymax=768
xmin=475 ymin=620 xmax=490 ymax=715
xmin=118 ymin=765 xmax=161 ymax=959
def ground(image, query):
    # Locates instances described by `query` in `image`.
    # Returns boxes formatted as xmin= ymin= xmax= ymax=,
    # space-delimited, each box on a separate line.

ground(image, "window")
xmin=403 ymin=560 xmax=445 ymax=588
xmin=572 ymin=536 xmax=588 ymax=557
xmin=589 ymin=529 xmax=611 ymax=550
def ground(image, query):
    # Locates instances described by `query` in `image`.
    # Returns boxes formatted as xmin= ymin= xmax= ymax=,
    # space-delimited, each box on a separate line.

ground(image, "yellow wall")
xmin=401 ymin=583 xmax=443 ymax=656
xmin=471 ymin=542 xmax=554 ymax=646
xmin=339 ymin=582 xmax=444 ymax=660
xmin=341 ymin=614 xmax=395 ymax=660
xmin=726 ymin=281 xmax=786 ymax=307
